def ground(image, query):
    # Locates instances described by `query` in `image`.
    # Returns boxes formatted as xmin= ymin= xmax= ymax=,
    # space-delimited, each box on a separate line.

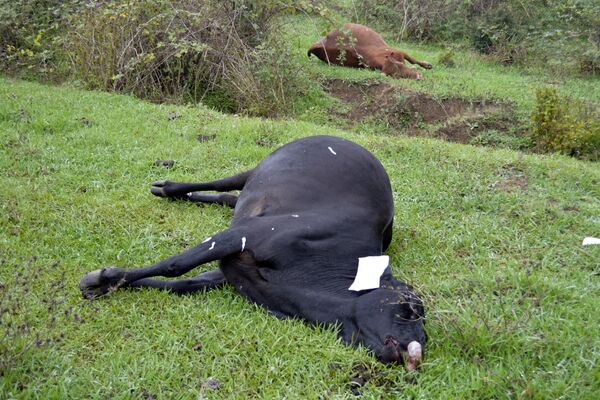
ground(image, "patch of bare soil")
xmin=434 ymin=115 xmax=525 ymax=144
xmin=490 ymin=164 xmax=528 ymax=192
xmin=324 ymin=79 xmax=522 ymax=145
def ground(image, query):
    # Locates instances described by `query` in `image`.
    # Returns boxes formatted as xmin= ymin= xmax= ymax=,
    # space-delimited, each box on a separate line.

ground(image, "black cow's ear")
xmin=379 ymin=266 xmax=394 ymax=286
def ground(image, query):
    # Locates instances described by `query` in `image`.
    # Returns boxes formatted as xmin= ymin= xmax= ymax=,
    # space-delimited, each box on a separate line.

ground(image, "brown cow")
xmin=308 ymin=23 xmax=432 ymax=80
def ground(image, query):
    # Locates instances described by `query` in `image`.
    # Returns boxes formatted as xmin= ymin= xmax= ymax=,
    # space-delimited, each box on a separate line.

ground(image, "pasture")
xmin=1 ymin=10 xmax=600 ymax=400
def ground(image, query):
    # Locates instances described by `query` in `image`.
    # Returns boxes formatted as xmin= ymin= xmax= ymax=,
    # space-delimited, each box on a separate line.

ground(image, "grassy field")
xmin=1 ymin=68 xmax=599 ymax=399
xmin=1 ymin=7 xmax=600 ymax=398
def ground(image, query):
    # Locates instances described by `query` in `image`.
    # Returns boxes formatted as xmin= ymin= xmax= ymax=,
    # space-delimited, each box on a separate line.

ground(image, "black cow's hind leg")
xmin=80 ymin=227 xmax=246 ymax=299
xmin=151 ymin=169 xmax=253 ymax=199
xmin=128 ymin=268 xmax=226 ymax=294
xmin=185 ymin=193 xmax=238 ymax=208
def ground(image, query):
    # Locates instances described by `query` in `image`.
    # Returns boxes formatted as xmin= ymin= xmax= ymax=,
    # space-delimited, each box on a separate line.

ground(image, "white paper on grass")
xmin=582 ymin=237 xmax=600 ymax=246
xmin=348 ymin=255 xmax=390 ymax=291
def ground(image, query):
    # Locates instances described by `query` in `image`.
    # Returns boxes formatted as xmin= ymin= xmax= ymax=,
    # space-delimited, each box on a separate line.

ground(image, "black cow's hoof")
xmin=150 ymin=180 xmax=187 ymax=199
xmin=79 ymin=267 xmax=123 ymax=299
xmin=150 ymin=180 xmax=170 ymax=197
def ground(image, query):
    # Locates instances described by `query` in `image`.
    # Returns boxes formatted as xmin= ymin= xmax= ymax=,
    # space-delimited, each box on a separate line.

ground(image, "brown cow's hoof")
xmin=79 ymin=267 xmax=124 ymax=299
xmin=422 ymin=62 xmax=432 ymax=69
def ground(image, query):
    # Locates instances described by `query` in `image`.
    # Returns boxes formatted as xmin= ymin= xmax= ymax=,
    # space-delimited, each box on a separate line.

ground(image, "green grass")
xmin=1 ymin=74 xmax=600 ymax=399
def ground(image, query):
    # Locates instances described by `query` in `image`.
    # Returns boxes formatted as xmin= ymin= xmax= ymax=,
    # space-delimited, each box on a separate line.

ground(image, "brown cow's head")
xmin=382 ymin=55 xmax=422 ymax=80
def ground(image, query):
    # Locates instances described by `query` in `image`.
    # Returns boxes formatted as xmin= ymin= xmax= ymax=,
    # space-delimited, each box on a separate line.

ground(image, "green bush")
xmin=1 ymin=0 xmax=323 ymax=117
xmin=579 ymin=49 xmax=600 ymax=75
xmin=62 ymin=0 xmax=317 ymax=116
xmin=437 ymin=50 xmax=456 ymax=67
xmin=0 ymin=0 xmax=84 ymax=77
xmin=531 ymin=87 xmax=600 ymax=161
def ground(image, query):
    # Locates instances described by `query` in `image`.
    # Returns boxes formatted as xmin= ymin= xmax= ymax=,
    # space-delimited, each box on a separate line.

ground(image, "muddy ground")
xmin=323 ymin=79 xmax=528 ymax=148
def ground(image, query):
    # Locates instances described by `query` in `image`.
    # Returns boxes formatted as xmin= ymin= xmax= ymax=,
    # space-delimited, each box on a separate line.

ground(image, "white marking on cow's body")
xmin=271 ymin=227 xmax=275 ymax=231
xmin=583 ymin=237 xmax=600 ymax=246
xmin=291 ymin=214 xmax=299 ymax=218
xmin=241 ymin=237 xmax=246 ymax=252
xmin=328 ymin=146 xmax=337 ymax=155
xmin=202 ymin=237 xmax=212 ymax=243
xmin=348 ymin=255 xmax=390 ymax=291
xmin=187 ymin=192 xmax=193 ymax=198
xmin=209 ymin=242 xmax=215 ymax=250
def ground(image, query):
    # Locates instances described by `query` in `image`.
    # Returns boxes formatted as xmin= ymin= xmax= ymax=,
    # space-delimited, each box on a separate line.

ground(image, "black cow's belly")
xmin=233 ymin=136 xmax=393 ymax=223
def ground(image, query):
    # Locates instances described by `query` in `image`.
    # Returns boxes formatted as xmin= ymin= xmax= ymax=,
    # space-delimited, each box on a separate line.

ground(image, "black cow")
xmin=79 ymin=135 xmax=426 ymax=369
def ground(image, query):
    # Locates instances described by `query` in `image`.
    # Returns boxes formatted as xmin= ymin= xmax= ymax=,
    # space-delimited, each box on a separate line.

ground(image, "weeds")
xmin=531 ymin=87 xmax=600 ymax=161
xmin=64 ymin=0 xmax=305 ymax=115
xmin=1 ymin=0 xmax=325 ymax=117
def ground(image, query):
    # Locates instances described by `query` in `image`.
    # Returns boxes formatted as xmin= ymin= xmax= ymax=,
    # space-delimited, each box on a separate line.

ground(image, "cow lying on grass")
xmin=79 ymin=135 xmax=426 ymax=370
xmin=308 ymin=23 xmax=432 ymax=80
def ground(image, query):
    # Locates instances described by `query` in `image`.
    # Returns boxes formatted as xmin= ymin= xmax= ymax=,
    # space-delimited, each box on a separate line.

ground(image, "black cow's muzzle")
xmin=382 ymin=337 xmax=423 ymax=370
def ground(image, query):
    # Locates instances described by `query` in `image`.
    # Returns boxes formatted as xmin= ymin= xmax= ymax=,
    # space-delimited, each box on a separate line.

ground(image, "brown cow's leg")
xmin=382 ymin=57 xmax=422 ymax=80
xmin=401 ymin=52 xmax=432 ymax=69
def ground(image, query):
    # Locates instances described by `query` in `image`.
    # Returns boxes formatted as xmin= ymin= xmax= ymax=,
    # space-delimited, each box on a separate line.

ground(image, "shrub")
xmin=531 ymin=87 xmax=600 ymax=161
xmin=1 ymin=0 xmax=323 ymax=117
xmin=62 ymin=0 xmax=316 ymax=116
xmin=352 ymin=0 xmax=463 ymax=42
xmin=579 ymin=49 xmax=600 ymax=75
xmin=437 ymin=50 xmax=456 ymax=67
xmin=0 ymin=0 xmax=84 ymax=77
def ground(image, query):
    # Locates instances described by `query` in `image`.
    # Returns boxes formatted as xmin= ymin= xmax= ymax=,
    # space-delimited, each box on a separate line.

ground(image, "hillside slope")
xmin=1 ymin=77 xmax=599 ymax=398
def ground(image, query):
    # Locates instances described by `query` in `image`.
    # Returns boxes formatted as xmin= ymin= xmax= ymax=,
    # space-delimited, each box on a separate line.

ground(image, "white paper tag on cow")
xmin=582 ymin=237 xmax=600 ymax=246
xmin=348 ymin=255 xmax=390 ymax=291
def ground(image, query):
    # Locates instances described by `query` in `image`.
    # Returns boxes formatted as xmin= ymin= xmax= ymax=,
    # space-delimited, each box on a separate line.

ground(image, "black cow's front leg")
xmin=79 ymin=228 xmax=247 ymax=299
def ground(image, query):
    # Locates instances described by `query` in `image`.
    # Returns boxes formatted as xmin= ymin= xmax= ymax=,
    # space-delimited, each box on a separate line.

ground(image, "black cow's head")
xmin=348 ymin=282 xmax=426 ymax=370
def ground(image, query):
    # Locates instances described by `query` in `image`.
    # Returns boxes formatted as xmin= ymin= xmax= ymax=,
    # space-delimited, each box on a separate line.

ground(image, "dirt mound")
xmin=324 ymin=79 xmax=522 ymax=145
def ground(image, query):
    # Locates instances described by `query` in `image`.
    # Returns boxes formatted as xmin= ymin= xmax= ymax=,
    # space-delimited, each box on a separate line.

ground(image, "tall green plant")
xmin=531 ymin=87 xmax=600 ymax=161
